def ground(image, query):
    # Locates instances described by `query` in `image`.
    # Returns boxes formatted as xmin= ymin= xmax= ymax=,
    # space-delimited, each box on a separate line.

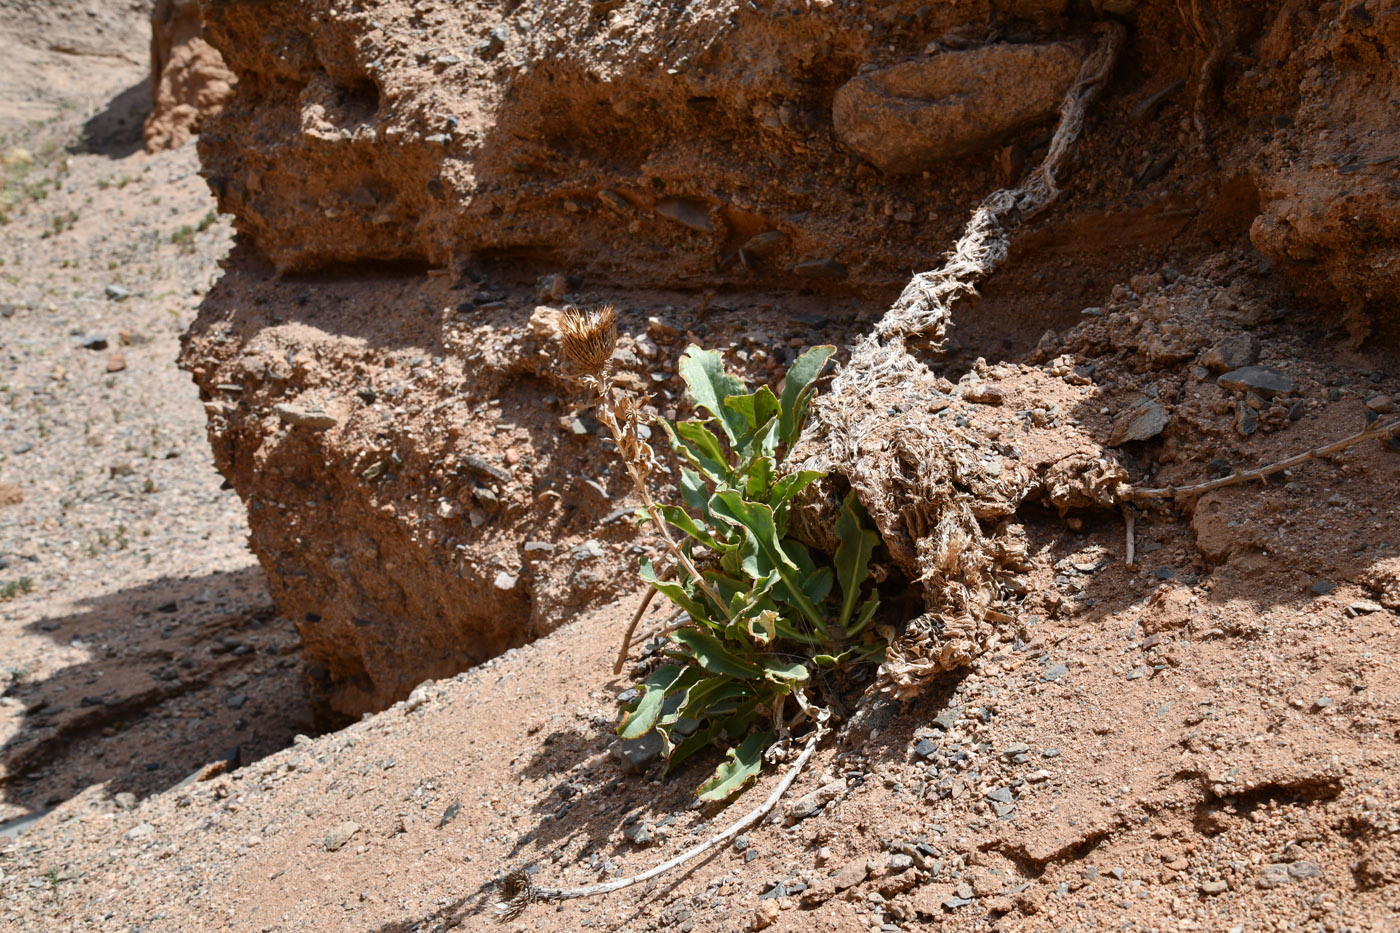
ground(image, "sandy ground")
xmin=0 ymin=4 xmax=1398 ymax=933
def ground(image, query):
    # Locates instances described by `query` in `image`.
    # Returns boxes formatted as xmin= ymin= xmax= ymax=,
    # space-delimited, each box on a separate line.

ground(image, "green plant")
xmin=562 ymin=308 xmax=885 ymax=801
xmin=0 ymin=577 xmax=33 ymax=601
xmin=171 ymin=224 xmax=195 ymax=253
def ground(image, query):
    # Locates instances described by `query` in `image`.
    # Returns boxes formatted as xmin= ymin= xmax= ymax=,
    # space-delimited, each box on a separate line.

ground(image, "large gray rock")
xmin=833 ymin=41 xmax=1087 ymax=175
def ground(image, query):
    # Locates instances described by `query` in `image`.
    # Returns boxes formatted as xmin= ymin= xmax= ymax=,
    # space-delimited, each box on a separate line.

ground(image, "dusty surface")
xmin=0 ymin=1 xmax=1399 ymax=932
xmin=1 ymin=0 xmax=311 ymax=833
xmin=144 ymin=0 xmax=236 ymax=152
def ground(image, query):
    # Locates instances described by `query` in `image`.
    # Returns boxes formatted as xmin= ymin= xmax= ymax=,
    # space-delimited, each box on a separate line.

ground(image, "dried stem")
xmin=593 ymin=380 xmax=731 ymax=617
xmin=1122 ymin=503 xmax=1136 ymax=568
xmin=614 ymin=582 xmax=661 ymax=675
xmin=1124 ymin=417 xmax=1400 ymax=500
xmin=493 ymin=722 xmax=826 ymax=921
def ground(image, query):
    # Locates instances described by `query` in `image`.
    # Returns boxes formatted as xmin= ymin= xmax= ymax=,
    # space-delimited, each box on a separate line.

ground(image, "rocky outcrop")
xmin=1249 ymin=0 xmax=1400 ymax=342
xmin=182 ymin=0 xmax=1399 ymax=721
xmin=144 ymin=0 xmax=235 ymax=152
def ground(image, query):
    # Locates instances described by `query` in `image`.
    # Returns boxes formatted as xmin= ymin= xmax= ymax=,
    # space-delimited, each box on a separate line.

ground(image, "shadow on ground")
xmin=74 ymin=80 xmax=149 ymax=159
xmin=0 ymin=565 xmax=316 ymax=828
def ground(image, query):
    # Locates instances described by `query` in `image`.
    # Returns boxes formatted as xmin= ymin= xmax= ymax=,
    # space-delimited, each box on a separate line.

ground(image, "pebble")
xmin=324 ymin=821 xmax=360 ymax=852
xmin=1042 ymin=663 xmax=1067 ymax=682
xmin=476 ymin=24 xmax=508 ymax=59
xmin=793 ymin=257 xmax=847 ymax=279
xmin=1218 ymin=365 xmax=1294 ymax=398
xmin=1366 ymin=394 xmax=1395 ymax=413
xmin=835 ymin=858 xmax=870 ymax=890
xmin=226 ymin=693 xmax=248 ymax=709
xmin=1256 ymin=863 xmax=1292 ymax=889
xmin=1109 ymin=399 xmax=1167 ymax=445
xmin=752 ymin=899 xmax=779 ymax=930
xmin=114 ymin=792 xmax=137 ymax=811
xmin=274 ymin=403 xmax=337 ymax=430
xmin=624 ymin=821 xmax=655 ymax=846
xmin=104 ymin=284 xmax=129 ymax=301
xmin=79 ymin=335 xmax=109 ymax=350
xmin=1310 ymin=580 xmax=1335 ymax=595
xmin=1201 ymin=879 xmax=1228 ymax=895
xmin=654 ymin=197 xmax=714 ymax=233
xmin=106 ymin=353 xmax=127 ymax=373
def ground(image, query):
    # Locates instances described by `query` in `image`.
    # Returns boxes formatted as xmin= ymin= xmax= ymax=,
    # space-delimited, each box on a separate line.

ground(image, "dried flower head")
xmin=492 ymin=869 xmax=537 ymax=922
xmin=559 ymin=304 xmax=617 ymax=379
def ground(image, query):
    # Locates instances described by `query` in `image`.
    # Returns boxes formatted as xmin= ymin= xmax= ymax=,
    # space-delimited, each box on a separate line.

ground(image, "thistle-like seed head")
xmin=560 ymin=304 xmax=617 ymax=379
xmin=492 ymin=869 xmax=537 ymax=923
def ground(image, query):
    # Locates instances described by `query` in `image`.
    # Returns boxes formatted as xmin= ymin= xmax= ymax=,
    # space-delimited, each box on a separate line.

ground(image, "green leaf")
xmin=725 ymin=385 xmax=782 ymax=448
xmin=778 ymin=345 xmax=835 ymax=447
xmin=709 ymin=490 xmax=825 ymax=630
xmin=845 ymin=592 xmax=881 ymax=638
xmin=745 ymin=457 xmax=774 ymax=501
xmin=697 ymin=730 xmax=772 ymax=801
xmin=664 ymin=719 xmax=724 ymax=774
xmin=641 ymin=555 xmax=712 ymax=622
xmin=768 ymin=470 xmax=824 ymax=511
xmin=813 ymin=641 xmax=885 ymax=667
xmin=680 ymin=468 xmax=711 ymax=515
xmin=618 ymin=665 xmax=683 ymax=739
xmin=664 ymin=420 xmax=732 ymax=485
xmin=759 ymin=657 xmax=809 ymax=686
xmin=657 ymin=504 xmax=728 ymax=552
xmin=679 ymin=346 xmax=748 ymax=445
xmin=672 ymin=628 xmax=762 ymax=679
xmin=834 ymin=490 xmax=881 ymax=628
xmin=726 ymin=573 xmax=780 ymax=627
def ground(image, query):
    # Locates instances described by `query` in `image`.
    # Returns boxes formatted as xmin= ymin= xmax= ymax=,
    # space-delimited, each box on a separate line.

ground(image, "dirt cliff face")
xmin=181 ymin=0 xmax=1399 ymax=722
xmin=144 ymin=0 xmax=236 ymax=152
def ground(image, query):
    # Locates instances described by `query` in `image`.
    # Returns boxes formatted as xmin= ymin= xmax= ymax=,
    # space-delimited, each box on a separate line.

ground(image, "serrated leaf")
xmin=697 ymin=730 xmax=772 ymax=801
xmin=745 ymin=457 xmax=774 ymax=501
xmin=618 ymin=665 xmax=683 ymax=739
xmin=834 ymin=490 xmax=881 ymax=628
xmin=778 ymin=345 xmax=835 ymax=447
xmin=671 ymin=628 xmax=762 ymax=679
xmin=709 ymin=490 xmax=825 ymax=630
xmin=641 ymin=555 xmax=712 ymax=622
xmin=768 ymin=470 xmax=824 ymax=511
xmin=679 ymin=346 xmax=748 ymax=445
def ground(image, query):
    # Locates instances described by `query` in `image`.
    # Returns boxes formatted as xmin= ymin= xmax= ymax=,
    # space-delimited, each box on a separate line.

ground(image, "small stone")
xmin=654 ymin=197 xmax=714 ymax=233
xmin=1201 ymin=334 xmax=1260 ymax=373
xmin=1288 ymin=860 xmax=1322 ymax=880
xmin=492 ymin=570 xmax=518 ymax=591
xmin=1042 ymin=663 xmax=1068 ymax=682
xmin=476 ymin=23 xmax=508 ymax=59
xmin=752 ymin=899 xmax=780 ymax=930
xmin=793 ymin=257 xmax=847 ymax=279
xmin=1218 ymin=366 xmax=1294 ymax=399
xmin=226 ymin=693 xmax=248 ymax=709
xmin=274 ymin=403 xmax=337 ymax=430
xmin=912 ymin=738 xmax=939 ymax=759
xmin=1365 ymin=394 xmax=1395 ymax=413
xmin=615 ymin=732 xmax=663 ymax=773
xmin=437 ymin=801 xmax=462 ymax=828
xmin=1200 ymin=879 xmax=1228 ymax=895
xmin=104 ymin=284 xmax=130 ymax=301
xmin=126 ymin=822 xmax=154 ymax=839
xmin=624 ymin=821 xmax=655 ymax=846
xmin=1156 ymin=566 xmax=1175 ymax=580
xmin=1347 ymin=600 xmax=1383 ymax=616
xmin=932 ymin=707 xmax=959 ymax=730
xmin=324 ymin=821 xmax=360 ymax=851
xmin=105 ymin=353 xmax=127 ymax=373
xmin=1109 ymin=399 xmax=1168 ymax=445
xmin=1310 ymin=580 xmax=1335 ymax=595
xmin=835 ymin=858 xmax=870 ymax=890
xmin=733 ymin=835 xmax=750 ymax=852
xmin=573 ymin=539 xmax=605 ymax=560
xmin=79 ymin=335 xmax=110 ymax=350
xmin=1256 ymin=863 xmax=1291 ymax=890
xmin=1312 ymin=696 xmax=1332 ymax=710
xmin=964 ymin=384 xmax=1006 ymax=406
xmin=985 ymin=786 xmax=1014 ymax=804
xmin=113 ymin=792 xmax=137 ymax=811
xmin=889 ymin=853 xmax=914 ymax=870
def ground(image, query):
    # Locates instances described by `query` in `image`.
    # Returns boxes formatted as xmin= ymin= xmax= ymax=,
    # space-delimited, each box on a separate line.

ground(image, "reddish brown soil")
xmin=2 ymin=1 xmax=1399 ymax=932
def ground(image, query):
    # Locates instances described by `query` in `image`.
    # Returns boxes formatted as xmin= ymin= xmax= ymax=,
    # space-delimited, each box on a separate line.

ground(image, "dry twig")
xmin=493 ymin=718 xmax=828 ymax=921
xmin=614 ymin=583 xmax=660 ymax=675
xmin=1124 ymin=418 xmax=1400 ymax=501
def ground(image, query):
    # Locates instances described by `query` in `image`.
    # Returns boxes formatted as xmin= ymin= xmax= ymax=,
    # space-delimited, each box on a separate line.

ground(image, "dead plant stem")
xmin=1125 ymin=417 xmax=1400 ymax=501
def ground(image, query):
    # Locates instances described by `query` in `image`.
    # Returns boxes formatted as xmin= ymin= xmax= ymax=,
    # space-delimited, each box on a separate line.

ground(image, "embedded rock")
xmin=832 ymin=41 xmax=1088 ymax=175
